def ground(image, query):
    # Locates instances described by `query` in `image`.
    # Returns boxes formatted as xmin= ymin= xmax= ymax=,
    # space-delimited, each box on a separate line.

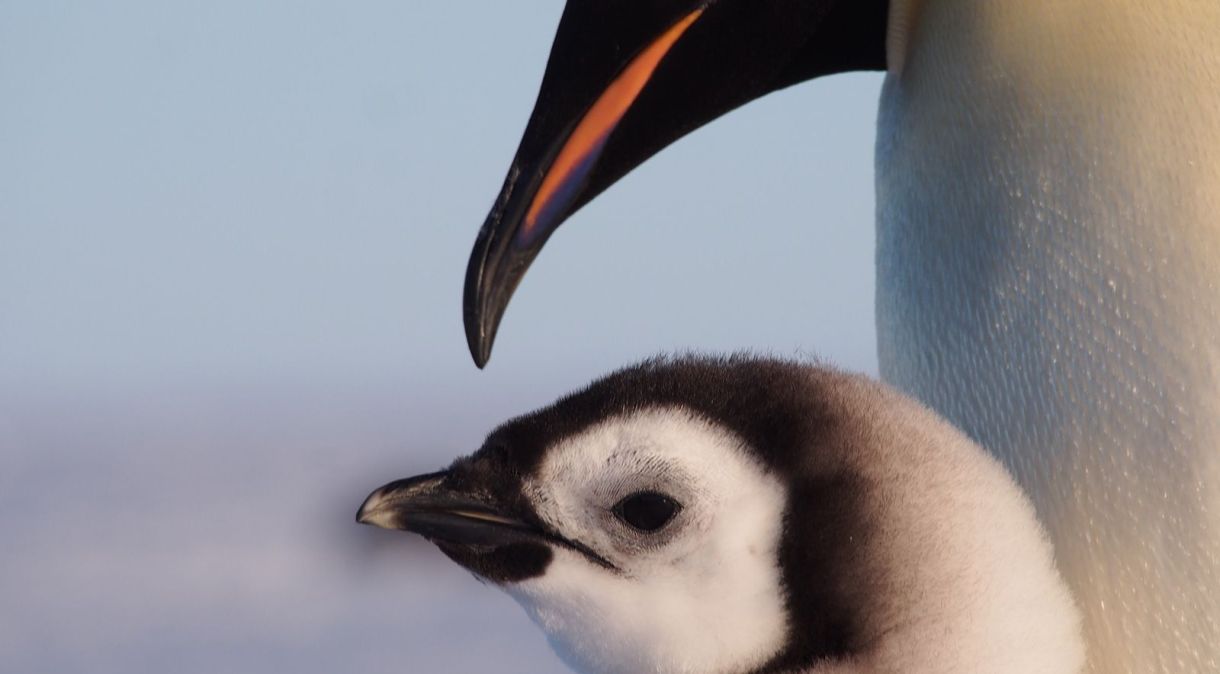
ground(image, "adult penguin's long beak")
xmin=464 ymin=8 xmax=705 ymax=367
xmin=463 ymin=0 xmax=890 ymax=367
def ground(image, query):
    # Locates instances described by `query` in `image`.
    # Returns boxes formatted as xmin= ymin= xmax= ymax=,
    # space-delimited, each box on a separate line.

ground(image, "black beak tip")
xmin=355 ymin=497 xmax=373 ymax=525
xmin=466 ymin=324 xmax=492 ymax=370
xmin=356 ymin=487 xmax=389 ymax=526
xmin=463 ymin=246 xmax=496 ymax=369
xmin=463 ymin=279 xmax=502 ymax=369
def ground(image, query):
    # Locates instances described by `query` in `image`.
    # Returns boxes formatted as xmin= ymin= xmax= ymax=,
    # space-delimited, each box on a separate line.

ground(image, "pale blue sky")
xmin=1 ymin=2 xmax=882 ymax=671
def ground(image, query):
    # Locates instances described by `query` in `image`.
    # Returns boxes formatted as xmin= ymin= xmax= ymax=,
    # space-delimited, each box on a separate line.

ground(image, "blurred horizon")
xmin=2 ymin=2 xmax=883 ymax=672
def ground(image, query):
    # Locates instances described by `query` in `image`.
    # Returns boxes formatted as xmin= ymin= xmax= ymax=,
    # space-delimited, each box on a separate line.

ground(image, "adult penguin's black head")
xmin=464 ymin=0 xmax=890 ymax=366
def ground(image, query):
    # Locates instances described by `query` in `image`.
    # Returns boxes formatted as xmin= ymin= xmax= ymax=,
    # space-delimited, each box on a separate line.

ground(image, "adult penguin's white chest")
xmin=875 ymin=1 xmax=1220 ymax=672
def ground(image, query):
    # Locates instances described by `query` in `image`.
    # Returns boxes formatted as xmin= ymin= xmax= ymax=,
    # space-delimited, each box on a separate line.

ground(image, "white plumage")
xmin=880 ymin=2 xmax=1220 ymax=670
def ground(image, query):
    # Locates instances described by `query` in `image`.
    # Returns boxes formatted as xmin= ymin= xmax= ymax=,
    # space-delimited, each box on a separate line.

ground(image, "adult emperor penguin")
xmin=458 ymin=2 xmax=1220 ymax=672
xmin=359 ymin=356 xmax=1084 ymax=674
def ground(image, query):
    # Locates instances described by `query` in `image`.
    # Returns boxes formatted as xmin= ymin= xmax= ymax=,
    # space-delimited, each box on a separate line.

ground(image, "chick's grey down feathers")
xmin=361 ymin=355 xmax=1083 ymax=674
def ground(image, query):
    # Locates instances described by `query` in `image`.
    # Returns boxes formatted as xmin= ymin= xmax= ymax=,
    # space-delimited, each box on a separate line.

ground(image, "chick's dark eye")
xmin=612 ymin=491 xmax=681 ymax=532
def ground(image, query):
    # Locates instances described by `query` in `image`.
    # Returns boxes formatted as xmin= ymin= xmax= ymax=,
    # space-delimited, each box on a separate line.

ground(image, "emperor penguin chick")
xmin=358 ymin=356 xmax=1083 ymax=674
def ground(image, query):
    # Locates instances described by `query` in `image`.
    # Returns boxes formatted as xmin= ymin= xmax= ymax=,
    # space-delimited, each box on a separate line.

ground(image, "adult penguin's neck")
xmin=875 ymin=1 xmax=1220 ymax=672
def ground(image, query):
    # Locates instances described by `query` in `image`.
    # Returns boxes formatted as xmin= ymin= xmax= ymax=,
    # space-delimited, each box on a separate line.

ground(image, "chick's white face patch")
xmin=506 ymin=407 xmax=789 ymax=674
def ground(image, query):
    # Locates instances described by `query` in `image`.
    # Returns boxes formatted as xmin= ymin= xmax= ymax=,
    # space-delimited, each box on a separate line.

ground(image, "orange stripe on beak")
xmin=522 ymin=7 xmax=705 ymax=239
